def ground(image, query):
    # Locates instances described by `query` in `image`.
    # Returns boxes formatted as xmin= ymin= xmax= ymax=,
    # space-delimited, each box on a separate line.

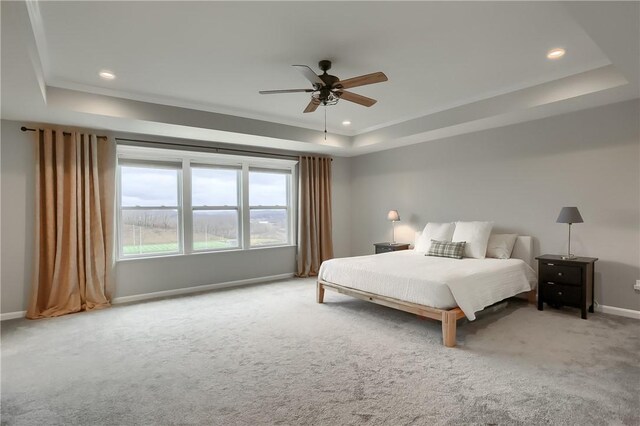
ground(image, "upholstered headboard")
xmin=511 ymin=236 xmax=533 ymax=267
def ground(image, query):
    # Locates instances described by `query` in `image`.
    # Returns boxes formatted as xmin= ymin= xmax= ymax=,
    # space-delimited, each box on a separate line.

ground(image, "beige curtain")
xmin=27 ymin=129 xmax=115 ymax=319
xmin=296 ymin=156 xmax=334 ymax=277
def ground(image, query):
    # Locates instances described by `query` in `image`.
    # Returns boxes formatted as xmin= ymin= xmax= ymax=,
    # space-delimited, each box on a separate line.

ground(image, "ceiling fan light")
xmin=312 ymin=91 xmax=339 ymax=106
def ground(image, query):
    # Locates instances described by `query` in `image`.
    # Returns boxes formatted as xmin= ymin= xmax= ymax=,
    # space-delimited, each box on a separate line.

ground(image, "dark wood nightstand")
xmin=374 ymin=242 xmax=410 ymax=254
xmin=536 ymin=254 xmax=598 ymax=319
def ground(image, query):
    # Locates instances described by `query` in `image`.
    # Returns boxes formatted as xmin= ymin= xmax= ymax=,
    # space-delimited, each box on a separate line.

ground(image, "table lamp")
xmin=556 ymin=207 xmax=583 ymax=260
xmin=387 ymin=210 xmax=400 ymax=244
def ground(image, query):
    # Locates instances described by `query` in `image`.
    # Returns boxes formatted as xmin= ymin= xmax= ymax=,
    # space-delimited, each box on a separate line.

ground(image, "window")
xmin=119 ymin=163 xmax=181 ymax=257
xmin=191 ymin=166 xmax=240 ymax=251
xmin=249 ymin=169 xmax=290 ymax=247
xmin=116 ymin=146 xmax=296 ymax=259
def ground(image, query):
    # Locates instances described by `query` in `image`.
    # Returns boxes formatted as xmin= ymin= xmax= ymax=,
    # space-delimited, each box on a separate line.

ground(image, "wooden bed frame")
xmin=316 ymin=279 xmax=536 ymax=347
xmin=316 ymin=236 xmax=536 ymax=348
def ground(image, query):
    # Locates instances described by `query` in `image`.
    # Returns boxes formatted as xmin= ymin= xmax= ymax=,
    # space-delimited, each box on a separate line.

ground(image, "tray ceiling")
xmin=2 ymin=1 xmax=638 ymax=155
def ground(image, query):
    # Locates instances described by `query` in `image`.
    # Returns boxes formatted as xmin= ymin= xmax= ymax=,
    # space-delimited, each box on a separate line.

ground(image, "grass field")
xmin=123 ymin=240 xmax=233 ymax=255
xmin=122 ymin=238 xmax=284 ymax=255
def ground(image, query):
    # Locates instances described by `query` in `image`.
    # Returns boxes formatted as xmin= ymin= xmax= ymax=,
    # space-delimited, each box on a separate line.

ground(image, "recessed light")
xmin=99 ymin=70 xmax=116 ymax=80
xmin=342 ymin=120 xmax=351 ymax=126
xmin=547 ymin=48 xmax=566 ymax=60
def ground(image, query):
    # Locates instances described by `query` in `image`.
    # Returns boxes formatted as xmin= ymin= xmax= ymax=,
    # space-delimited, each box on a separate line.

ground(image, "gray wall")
xmin=350 ymin=100 xmax=640 ymax=311
xmin=0 ymin=120 xmax=352 ymax=312
xmin=2 ymin=100 xmax=639 ymax=313
xmin=1 ymin=122 xmax=35 ymax=313
xmin=331 ymin=156 xmax=352 ymax=258
xmin=115 ymin=246 xmax=296 ymax=298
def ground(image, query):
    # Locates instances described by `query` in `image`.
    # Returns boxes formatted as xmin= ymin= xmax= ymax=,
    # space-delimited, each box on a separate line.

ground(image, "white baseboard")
xmin=0 ymin=273 xmax=295 ymax=321
xmin=111 ymin=272 xmax=295 ymax=305
xmin=595 ymin=305 xmax=640 ymax=320
xmin=0 ymin=310 xmax=27 ymax=321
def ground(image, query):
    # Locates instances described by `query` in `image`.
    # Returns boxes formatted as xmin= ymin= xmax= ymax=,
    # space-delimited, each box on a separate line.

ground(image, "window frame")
xmin=117 ymin=160 xmax=184 ymax=260
xmin=190 ymin=163 xmax=242 ymax=253
xmin=116 ymin=145 xmax=297 ymax=261
xmin=248 ymin=168 xmax=293 ymax=248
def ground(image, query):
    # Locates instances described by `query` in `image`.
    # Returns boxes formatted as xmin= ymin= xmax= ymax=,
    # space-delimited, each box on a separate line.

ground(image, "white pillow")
xmin=414 ymin=222 xmax=455 ymax=253
xmin=413 ymin=231 xmax=423 ymax=251
xmin=452 ymin=221 xmax=494 ymax=259
xmin=486 ymin=234 xmax=518 ymax=259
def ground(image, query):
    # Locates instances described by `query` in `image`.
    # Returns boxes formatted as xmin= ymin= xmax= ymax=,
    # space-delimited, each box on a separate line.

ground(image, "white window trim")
xmin=248 ymin=167 xmax=295 ymax=249
xmin=116 ymin=161 xmax=183 ymax=259
xmin=190 ymin=164 xmax=241 ymax=253
xmin=116 ymin=145 xmax=297 ymax=261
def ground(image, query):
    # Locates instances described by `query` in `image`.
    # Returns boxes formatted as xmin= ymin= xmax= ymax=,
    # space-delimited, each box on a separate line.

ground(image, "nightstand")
xmin=536 ymin=254 xmax=598 ymax=319
xmin=374 ymin=242 xmax=410 ymax=254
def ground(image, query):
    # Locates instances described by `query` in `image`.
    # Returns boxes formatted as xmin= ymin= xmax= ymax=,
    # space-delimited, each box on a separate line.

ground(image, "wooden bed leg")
xmin=442 ymin=310 xmax=458 ymax=348
xmin=316 ymin=281 xmax=325 ymax=304
xmin=527 ymin=289 xmax=537 ymax=304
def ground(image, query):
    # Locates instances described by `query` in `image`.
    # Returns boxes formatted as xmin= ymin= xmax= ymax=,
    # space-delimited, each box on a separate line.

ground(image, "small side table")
xmin=536 ymin=254 xmax=598 ymax=319
xmin=374 ymin=242 xmax=410 ymax=254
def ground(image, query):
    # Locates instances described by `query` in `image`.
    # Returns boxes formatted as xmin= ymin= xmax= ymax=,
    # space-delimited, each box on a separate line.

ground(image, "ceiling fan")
xmin=259 ymin=60 xmax=388 ymax=113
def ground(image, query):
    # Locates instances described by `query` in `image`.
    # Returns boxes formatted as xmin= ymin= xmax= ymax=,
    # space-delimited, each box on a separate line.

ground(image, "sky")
xmin=121 ymin=166 xmax=288 ymax=207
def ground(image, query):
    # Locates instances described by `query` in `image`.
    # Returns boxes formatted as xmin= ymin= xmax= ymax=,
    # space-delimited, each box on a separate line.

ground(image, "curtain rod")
xmin=21 ymin=126 xmax=108 ymax=139
xmin=116 ymin=137 xmax=332 ymax=161
xmin=20 ymin=127 xmax=332 ymax=161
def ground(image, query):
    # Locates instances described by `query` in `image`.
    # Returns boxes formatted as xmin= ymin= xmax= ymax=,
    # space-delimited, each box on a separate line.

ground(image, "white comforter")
xmin=318 ymin=250 xmax=537 ymax=320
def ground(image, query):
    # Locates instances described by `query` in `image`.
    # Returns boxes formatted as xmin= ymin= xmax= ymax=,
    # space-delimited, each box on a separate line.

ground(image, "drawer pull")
xmin=547 ymin=263 xmax=555 ymax=266
xmin=547 ymin=282 xmax=555 ymax=285
xmin=558 ymin=291 xmax=563 ymax=296
xmin=557 ymin=272 xmax=563 ymax=276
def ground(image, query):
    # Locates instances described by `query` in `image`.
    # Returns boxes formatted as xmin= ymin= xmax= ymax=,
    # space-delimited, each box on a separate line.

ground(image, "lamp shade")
xmin=387 ymin=210 xmax=400 ymax=221
xmin=556 ymin=207 xmax=583 ymax=224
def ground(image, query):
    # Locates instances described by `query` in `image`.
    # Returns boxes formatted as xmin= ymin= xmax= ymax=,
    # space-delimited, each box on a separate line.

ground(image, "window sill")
xmin=116 ymin=244 xmax=297 ymax=262
xmin=248 ymin=243 xmax=296 ymax=251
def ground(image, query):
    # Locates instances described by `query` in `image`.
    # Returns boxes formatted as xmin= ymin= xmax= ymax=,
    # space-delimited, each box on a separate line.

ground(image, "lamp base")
xmin=561 ymin=254 xmax=577 ymax=260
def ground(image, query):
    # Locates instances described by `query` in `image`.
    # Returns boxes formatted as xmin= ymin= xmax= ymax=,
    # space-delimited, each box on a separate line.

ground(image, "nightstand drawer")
xmin=541 ymin=283 xmax=581 ymax=306
xmin=540 ymin=263 xmax=581 ymax=286
xmin=374 ymin=243 xmax=410 ymax=254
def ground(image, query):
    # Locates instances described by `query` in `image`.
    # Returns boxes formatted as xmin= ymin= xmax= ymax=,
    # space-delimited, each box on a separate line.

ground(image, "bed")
xmin=317 ymin=236 xmax=537 ymax=347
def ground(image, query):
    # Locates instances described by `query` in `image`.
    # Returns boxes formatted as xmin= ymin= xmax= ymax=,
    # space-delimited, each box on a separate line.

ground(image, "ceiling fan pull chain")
xmin=324 ymin=106 xmax=327 ymax=141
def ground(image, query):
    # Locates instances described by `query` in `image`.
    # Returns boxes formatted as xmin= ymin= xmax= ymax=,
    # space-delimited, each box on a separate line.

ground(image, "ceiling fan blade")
xmin=333 ymin=72 xmax=388 ymax=90
xmin=259 ymin=89 xmax=314 ymax=94
xmin=292 ymin=65 xmax=325 ymax=88
xmin=337 ymin=90 xmax=377 ymax=107
xmin=303 ymin=99 xmax=320 ymax=113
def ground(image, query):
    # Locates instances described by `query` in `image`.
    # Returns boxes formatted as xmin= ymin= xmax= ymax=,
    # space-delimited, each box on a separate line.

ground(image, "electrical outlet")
xmin=635 ymin=280 xmax=640 ymax=291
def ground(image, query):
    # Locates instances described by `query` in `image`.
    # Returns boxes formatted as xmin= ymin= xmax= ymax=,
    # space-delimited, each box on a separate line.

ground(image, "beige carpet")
xmin=2 ymin=278 xmax=639 ymax=425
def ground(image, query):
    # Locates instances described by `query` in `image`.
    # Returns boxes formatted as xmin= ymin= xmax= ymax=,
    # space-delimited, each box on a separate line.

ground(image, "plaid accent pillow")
xmin=427 ymin=240 xmax=466 ymax=259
